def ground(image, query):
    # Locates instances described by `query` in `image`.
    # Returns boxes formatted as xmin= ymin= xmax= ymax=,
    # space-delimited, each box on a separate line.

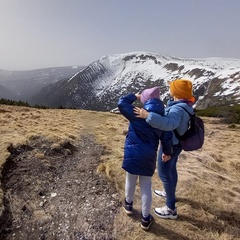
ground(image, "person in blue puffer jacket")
xmin=118 ymin=87 xmax=173 ymax=231
xmin=133 ymin=79 xmax=195 ymax=220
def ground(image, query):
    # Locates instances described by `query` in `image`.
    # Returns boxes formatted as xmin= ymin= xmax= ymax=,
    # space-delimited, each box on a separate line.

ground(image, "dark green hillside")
xmin=196 ymin=104 xmax=240 ymax=124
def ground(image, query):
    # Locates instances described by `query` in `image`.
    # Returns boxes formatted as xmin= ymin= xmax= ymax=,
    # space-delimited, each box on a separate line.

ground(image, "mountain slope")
xmin=25 ymin=52 xmax=240 ymax=109
xmin=0 ymin=66 xmax=85 ymax=101
xmin=0 ymin=84 xmax=17 ymax=100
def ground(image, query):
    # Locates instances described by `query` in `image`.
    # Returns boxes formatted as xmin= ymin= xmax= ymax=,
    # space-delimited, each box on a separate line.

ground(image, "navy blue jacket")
xmin=118 ymin=93 xmax=172 ymax=176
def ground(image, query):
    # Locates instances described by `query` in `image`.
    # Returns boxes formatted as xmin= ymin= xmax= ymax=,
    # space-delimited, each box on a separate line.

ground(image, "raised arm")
xmin=118 ymin=93 xmax=140 ymax=121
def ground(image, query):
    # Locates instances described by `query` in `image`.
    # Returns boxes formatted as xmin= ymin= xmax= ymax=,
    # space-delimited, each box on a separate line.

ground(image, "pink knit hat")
xmin=140 ymin=87 xmax=160 ymax=104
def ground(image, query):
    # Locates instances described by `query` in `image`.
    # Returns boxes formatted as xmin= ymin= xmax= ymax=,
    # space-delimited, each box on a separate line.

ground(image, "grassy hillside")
xmin=0 ymin=104 xmax=240 ymax=239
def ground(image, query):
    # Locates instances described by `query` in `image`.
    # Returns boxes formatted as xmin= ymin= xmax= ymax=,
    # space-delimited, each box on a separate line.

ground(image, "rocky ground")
xmin=0 ymin=135 xmax=121 ymax=240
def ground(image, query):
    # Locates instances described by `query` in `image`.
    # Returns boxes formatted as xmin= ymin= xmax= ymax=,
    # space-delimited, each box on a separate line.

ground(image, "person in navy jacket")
xmin=118 ymin=87 xmax=172 ymax=230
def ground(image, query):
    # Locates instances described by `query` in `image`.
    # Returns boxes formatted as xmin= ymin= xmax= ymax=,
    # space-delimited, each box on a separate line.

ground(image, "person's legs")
xmin=125 ymin=172 xmax=138 ymax=203
xmin=157 ymin=145 xmax=182 ymax=210
xmin=124 ymin=172 xmax=138 ymax=214
xmin=139 ymin=175 xmax=154 ymax=230
xmin=139 ymin=175 xmax=152 ymax=218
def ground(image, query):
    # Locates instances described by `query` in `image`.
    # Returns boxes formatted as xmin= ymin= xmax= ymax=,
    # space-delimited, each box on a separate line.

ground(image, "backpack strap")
xmin=176 ymin=105 xmax=194 ymax=117
xmin=173 ymin=106 xmax=193 ymax=139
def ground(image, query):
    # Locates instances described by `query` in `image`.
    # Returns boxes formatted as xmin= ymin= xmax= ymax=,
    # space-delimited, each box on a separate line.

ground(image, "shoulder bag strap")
xmin=173 ymin=106 xmax=193 ymax=139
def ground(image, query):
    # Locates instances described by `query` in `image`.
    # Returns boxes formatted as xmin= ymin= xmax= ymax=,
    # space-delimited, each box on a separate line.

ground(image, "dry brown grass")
xmin=0 ymin=104 xmax=240 ymax=240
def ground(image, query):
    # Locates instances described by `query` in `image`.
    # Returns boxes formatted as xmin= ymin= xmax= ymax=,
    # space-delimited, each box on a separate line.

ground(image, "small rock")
xmin=51 ymin=193 xmax=57 ymax=198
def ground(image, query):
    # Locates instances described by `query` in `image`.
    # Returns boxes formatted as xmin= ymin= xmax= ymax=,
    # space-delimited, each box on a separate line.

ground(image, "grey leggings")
xmin=125 ymin=172 xmax=152 ymax=218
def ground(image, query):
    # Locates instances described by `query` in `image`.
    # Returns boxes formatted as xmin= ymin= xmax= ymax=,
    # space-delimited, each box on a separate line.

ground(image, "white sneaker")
xmin=153 ymin=190 xmax=166 ymax=198
xmin=154 ymin=205 xmax=177 ymax=219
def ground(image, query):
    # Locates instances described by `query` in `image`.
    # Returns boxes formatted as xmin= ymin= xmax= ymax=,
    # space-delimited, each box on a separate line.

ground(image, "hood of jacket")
xmin=167 ymin=99 xmax=194 ymax=115
xmin=143 ymin=98 xmax=165 ymax=115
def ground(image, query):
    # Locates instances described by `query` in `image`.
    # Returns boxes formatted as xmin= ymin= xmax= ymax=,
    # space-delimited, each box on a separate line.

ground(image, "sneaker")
xmin=141 ymin=214 xmax=154 ymax=230
xmin=124 ymin=199 xmax=133 ymax=215
xmin=154 ymin=205 xmax=177 ymax=219
xmin=154 ymin=190 xmax=166 ymax=198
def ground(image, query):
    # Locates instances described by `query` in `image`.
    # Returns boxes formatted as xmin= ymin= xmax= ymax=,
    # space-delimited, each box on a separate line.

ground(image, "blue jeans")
xmin=158 ymin=144 xmax=182 ymax=210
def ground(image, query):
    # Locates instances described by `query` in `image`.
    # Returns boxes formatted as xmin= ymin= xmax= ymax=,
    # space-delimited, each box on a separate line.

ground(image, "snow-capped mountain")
xmin=0 ymin=66 xmax=85 ymax=101
xmin=31 ymin=52 xmax=240 ymax=110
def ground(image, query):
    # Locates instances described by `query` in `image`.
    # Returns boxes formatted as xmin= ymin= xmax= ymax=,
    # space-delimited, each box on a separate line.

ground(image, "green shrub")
xmin=0 ymin=98 xmax=48 ymax=109
xmin=228 ymin=124 xmax=236 ymax=129
xmin=196 ymin=104 xmax=240 ymax=124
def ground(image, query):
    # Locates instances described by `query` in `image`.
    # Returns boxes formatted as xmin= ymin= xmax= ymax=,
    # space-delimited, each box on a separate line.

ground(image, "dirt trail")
xmin=0 ymin=135 xmax=121 ymax=240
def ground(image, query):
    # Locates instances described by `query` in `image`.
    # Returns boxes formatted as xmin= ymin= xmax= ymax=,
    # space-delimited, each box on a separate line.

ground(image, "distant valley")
xmin=0 ymin=66 xmax=85 ymax=102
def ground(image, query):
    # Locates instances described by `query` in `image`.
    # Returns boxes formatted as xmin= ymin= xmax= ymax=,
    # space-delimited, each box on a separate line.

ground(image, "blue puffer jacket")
xmin=118 ymin=93 xmax=173 ymax=177
xmin=146 ymin=99 xmax=194 ymax=145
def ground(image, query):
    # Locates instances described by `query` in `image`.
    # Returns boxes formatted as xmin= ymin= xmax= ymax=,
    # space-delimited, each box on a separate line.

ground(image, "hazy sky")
xmin=1 ymin=0 xmax=240 ymax=71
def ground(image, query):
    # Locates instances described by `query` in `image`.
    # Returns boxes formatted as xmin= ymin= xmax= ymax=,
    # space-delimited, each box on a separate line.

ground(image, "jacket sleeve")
xmin=146 ymin=107 xmax=183 ymax=131
xmin=160 ymin=131 xmax=173 ymax=155
xmin=118 ymin=93 xmax=137 ymax=121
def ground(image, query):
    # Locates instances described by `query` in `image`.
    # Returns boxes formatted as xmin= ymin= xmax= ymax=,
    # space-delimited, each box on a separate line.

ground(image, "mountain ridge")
xmin=31 ymin=52 xmax=240 ymax=110
xmin=1 ymin=52 xmax=239 ymax=110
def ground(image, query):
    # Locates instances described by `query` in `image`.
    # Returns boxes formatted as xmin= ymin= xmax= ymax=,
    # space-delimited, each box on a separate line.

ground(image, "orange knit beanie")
xmin=170 ymin=79 xmax=193 ymax=99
